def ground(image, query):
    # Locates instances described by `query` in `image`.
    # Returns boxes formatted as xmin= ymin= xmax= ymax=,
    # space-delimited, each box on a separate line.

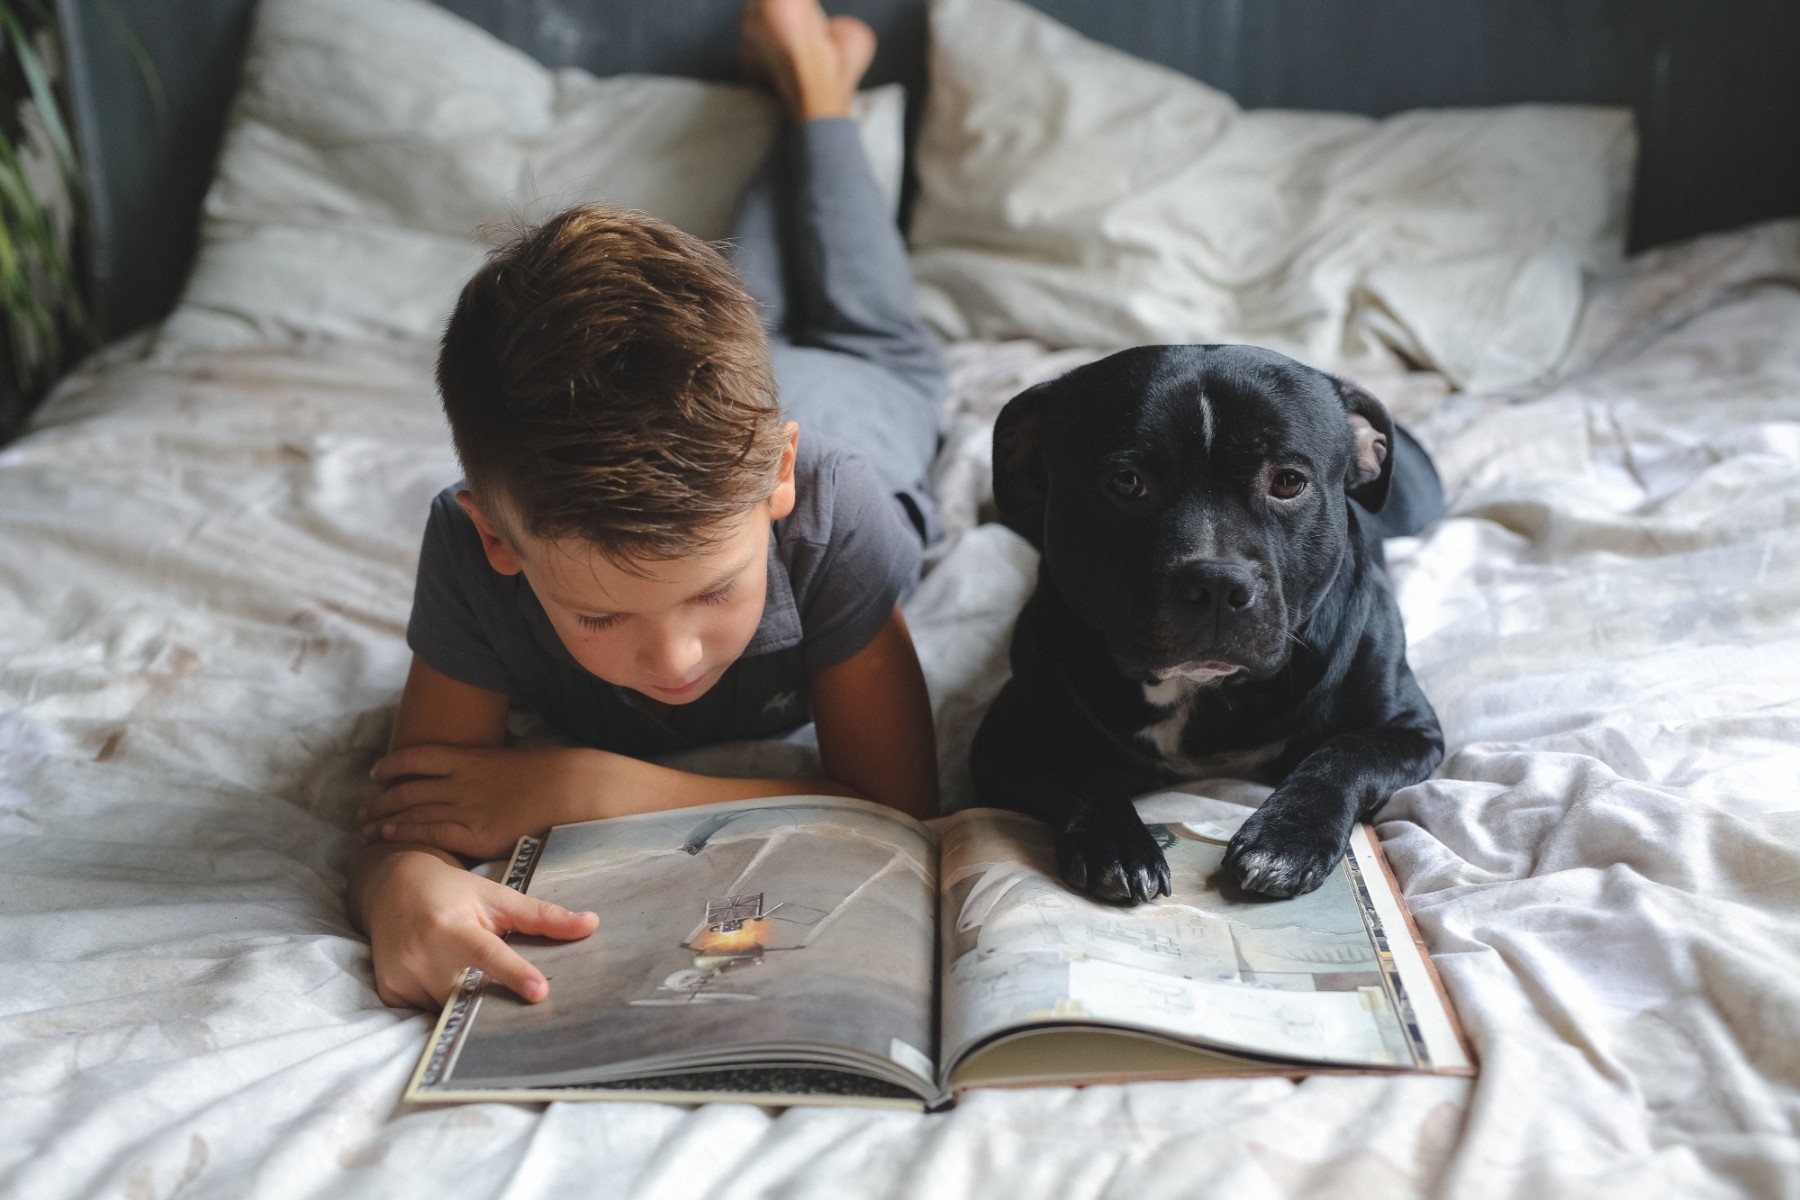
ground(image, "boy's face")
xmin=460 ymin=426 xmax=799 ymax=707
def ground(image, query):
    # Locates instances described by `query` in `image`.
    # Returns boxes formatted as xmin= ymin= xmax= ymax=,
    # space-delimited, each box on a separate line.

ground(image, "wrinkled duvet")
xmin=2 ymin=223 xmax=1798 ymax=1199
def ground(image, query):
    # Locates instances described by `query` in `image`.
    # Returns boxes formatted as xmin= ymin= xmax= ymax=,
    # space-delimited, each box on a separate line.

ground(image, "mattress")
xmin=1 ymin=221 xmax=1797 ymax=1198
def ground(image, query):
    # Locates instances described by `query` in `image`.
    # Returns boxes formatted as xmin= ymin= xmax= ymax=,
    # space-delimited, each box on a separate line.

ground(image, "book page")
xmin=938 ymin=792 xmax=1425 ymax=1074
xmin=426 ymin=795 xmax=938 ymax=1094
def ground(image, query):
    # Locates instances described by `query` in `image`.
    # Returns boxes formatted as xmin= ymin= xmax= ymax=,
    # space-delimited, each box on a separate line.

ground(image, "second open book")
xmin=409 ymin=790 xmax=1473 ymax=1109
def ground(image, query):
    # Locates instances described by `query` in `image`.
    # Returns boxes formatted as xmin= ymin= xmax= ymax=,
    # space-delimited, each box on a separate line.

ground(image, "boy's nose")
xmin=641 ymin=627 xmax=706 ymax=683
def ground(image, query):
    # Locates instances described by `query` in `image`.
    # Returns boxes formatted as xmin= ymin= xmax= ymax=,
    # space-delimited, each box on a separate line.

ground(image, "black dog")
xmin=970 ymin=345 xmax=1445 ymax=903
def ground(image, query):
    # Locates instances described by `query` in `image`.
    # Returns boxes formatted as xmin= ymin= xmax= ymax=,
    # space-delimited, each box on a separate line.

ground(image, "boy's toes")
xmin=826 ymin=15 xmax=877 ymax=89
xmin=743 ymin=0 xmax=827 ymax=59
xmin=742 ymin=0 xmax=827 ymax=109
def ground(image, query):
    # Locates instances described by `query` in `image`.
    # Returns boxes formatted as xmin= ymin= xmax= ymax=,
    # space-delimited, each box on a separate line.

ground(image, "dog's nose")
xmin=1171 ymin=559 xmax=1258 ymax=612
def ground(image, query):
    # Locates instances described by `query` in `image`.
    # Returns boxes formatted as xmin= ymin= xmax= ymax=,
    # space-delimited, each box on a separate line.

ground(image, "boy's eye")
xmin=577 ymin=613 xmax=623 ymax=632
xmin=697 ymin=583 xmax=737 ymax=607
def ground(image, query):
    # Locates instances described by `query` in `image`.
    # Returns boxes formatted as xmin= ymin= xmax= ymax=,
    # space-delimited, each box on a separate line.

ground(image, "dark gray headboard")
xmin=61 ymin=0 xmax=1800 ymax=342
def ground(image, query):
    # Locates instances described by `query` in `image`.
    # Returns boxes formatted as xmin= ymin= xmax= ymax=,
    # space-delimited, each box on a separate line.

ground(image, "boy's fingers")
xmin=359 ymin=804 xmax=453 ymax=838
xmin=465 ymin=935 xmax=549 ymax=1003
xmin=496 ymin=891 xmax=600 ymax=941
xmin=370 ymin=744 xmax=463 ymax=786
xmin=362 ymin=781 xmax=451 ymax=821
xmin=376 ymin=818 xmax=478 ymax=856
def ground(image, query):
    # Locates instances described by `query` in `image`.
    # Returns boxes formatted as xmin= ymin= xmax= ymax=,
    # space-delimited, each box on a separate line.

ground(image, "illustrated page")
xmin=439 ymin=796 xmax=938 ymax=1091
xmin=937 ymin=794 xmax=1421 ymax=1071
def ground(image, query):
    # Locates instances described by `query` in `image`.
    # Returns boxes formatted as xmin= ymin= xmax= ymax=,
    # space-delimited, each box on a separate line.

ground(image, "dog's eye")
xmin=1269 ymin=469 xmax=1308 ymax=499
xmin=1107 ymin=469 xmax=1147 ymax=501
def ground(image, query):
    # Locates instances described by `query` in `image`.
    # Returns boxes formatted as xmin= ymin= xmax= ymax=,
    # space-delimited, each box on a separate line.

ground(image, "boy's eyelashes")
xmin=698 ymin=581 xmax=738 ymax=607
xmin=572 ymin=583 xmax=738 ymax=632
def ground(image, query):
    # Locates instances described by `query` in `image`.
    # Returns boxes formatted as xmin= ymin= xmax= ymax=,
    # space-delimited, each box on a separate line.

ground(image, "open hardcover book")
xmin=407 ymin=791 xmax=1474 ymax=1110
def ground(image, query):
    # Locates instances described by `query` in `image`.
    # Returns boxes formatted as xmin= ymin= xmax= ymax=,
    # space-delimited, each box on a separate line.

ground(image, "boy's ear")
xmin=456 ymin=490 xmax=525 ymax=575
xmin=992 ymin=380 xmax=1056 ymax=548
xmin=767 ymin=422 xmax=800 ymax=522
xmin=1332 ymin=376 xmax=1395 ymax=513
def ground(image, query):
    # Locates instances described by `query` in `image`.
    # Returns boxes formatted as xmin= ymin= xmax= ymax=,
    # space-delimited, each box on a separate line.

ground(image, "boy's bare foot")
xmin=742 ymin=0 xmax=876 ymax=121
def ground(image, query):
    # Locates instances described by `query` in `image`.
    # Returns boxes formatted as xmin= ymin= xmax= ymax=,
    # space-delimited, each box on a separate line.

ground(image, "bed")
xmin=5 ymin=0 xmax=1798 ymax=1196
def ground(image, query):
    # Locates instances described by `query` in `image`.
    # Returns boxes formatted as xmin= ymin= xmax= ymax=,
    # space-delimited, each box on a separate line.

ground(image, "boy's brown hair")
xmin=438 ymin=204 xmax=786 ymax=562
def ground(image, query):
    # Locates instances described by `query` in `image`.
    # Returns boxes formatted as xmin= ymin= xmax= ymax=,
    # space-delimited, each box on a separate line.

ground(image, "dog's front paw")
xmin=1056 ymin=807 xmax=1171 ymax=905
xmin=1223 ymin=803 xmax=1349 ymax=899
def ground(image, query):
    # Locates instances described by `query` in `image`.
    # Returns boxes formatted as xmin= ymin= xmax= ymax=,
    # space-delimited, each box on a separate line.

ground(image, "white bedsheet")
xmin=2 ymin=223 xmax=1798 ymax=1198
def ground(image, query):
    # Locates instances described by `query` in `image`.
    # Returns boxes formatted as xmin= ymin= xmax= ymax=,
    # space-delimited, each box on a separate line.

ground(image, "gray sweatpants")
xmin=727 ymin=118 xmax=946 ymax=543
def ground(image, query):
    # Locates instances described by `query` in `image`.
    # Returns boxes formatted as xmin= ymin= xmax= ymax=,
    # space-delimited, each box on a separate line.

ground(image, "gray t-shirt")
xmin=405 ymin=435 xmax=922 ymax=757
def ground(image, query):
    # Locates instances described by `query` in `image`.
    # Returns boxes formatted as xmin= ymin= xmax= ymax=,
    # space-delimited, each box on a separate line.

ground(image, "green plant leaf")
xmin=0 ymin=8 xmax=75 ymax=178
xmin=0 ymin=0 xmax=107 ymax=397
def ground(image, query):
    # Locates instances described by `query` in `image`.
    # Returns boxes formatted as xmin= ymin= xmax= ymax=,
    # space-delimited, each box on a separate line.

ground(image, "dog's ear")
xmin=1333 ymin=376 xmax=1395 ymax=512
xmin=992 ymin=380 xmax=1056 ymax=547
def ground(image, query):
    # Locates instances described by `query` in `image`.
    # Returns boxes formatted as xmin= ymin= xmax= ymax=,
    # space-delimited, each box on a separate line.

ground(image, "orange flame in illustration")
xmin=689 ymin=917 xmax=771 ymax=955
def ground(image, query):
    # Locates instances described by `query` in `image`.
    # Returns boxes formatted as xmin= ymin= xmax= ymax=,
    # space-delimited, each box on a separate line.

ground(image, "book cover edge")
xmin=1354 ymin=823 xmax=1478 ymax=1075
xmin=403 ymin=835 xmax=546 ymax=1102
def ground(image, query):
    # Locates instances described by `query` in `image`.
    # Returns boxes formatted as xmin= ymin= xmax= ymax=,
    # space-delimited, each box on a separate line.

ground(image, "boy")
xmin=347 ymin=0 xmax=945 ymax=1010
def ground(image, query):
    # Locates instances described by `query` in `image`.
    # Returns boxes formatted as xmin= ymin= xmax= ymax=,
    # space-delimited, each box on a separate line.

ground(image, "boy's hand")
xmin=362 ymin=847 xmax=598 ymax=1009
xmin=362 ymin=743 xmax=613 ymax=859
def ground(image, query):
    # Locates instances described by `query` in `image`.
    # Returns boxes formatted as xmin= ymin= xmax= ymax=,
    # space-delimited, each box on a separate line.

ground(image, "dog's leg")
xmin=1223 ymin=686 xmax=1443 ymax=897
xmin=1053 ymin=796 xmax=1173 ymax=904
xmin=972 ymin=677 xmax=1171 ymax=905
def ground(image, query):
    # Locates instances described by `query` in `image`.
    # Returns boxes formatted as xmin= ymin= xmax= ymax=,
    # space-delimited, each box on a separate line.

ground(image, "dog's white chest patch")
xmin=1137 ymin=670 xmax=1230 ymax=760
xmin=1140 ymin=703 xmax=1192 ymax=761
xmin=1136 ymin=670 xmax=1284 ymax=778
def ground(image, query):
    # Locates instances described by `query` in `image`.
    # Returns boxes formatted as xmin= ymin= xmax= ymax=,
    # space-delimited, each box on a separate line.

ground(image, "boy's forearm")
xmin=364 ymin=740 xmax=867 ymax=861
xmin=389 ymin=656 xmax=510 ymax=753
xmin=809 ymin=608 xmax=941 ymax=822
xmin=558 ymin=746 xmax=860 ymax=821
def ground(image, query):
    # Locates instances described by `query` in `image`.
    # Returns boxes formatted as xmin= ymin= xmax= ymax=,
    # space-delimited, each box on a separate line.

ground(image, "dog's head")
xmin=993 ymin=345 xmax=1393 ymax=684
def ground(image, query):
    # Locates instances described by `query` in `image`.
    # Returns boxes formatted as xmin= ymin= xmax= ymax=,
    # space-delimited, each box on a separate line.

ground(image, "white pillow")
xmin=909 ymin=0 xmax=1637 ymax=393
xmin=160 ymin=0 xmax=906 ymax=349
